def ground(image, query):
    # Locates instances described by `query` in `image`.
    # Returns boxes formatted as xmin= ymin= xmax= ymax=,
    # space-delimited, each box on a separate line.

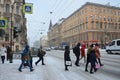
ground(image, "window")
xmin=95 ymin=15 xmax=98 ymax=20
xmin=104 ymin=23 xmax=107 ymax=29
xmin=115 ymin=24 xmax=117 ymax=29
xmin=16 ymin=6 xmax=19 ymax=14
xmin=86 ymin=22 xmax=88 ymax=29
xmin=111 ymin=41 xmax=115 ymax=46
xmin=119 ymin=18 xmax=120 ymax=22
xmin=91 ymin=7 xmax=93 ymax=12
xmin=5 ymin=34 xmax=9 ymax=41
xmin=90 ymin=15 xmax=93 ymax=20
xmin=119 ymin=24 xmax=120 ymax=29
xmin=6 ymin=4 xmax=10 ymax=13
xmin=108 ymin=23 xmax=110 ymax=29
xmin=96 ymin=22 xmax=99 ymax=29
xmin=104 ymin=16 xmax=106 ymax=21
xmin=86 ymin=16 xmax=88 ymax=22
xmin=108 ymin=16 xmax=111 ymax=22
xmin=91 ymin=22 xmax=94 ymax=29
xmin=100 ymin=22 xmax=102 ymax=29
xmin=100 ymin=16 xmax=102 ymax=21
xmin=118 ymin=11 xmax=120 ymax=16
xmin=117 ymin=40 xmax=120 ymax=46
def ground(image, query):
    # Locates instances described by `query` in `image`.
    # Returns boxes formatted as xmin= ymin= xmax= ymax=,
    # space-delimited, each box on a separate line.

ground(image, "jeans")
xmin=18 ymin=60 xmax=32 ymax=71
xmin=1 ymin=56 xmax=5 ymax=64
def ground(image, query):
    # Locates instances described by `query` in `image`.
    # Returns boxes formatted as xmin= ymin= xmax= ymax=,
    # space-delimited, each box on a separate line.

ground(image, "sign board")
xmin=23 ymin=3 xmax=33 ymax=14
xmin=0 ymin=18 xmax=7 ymax=28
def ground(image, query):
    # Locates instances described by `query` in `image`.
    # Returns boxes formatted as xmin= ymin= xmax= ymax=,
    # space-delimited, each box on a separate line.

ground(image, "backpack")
xmin=72 ymin=47 xmax=76 ymax=53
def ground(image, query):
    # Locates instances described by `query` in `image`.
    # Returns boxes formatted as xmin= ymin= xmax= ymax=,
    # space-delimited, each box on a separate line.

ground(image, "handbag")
xmin=95 ymin=64 xmax=100 ymax=69
xmin=65 ymin=61 xmax=72 ymax=66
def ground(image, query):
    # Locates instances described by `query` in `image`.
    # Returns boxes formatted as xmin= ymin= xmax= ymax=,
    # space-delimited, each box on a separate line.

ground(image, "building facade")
xmin=48 ymin=2 xmax=120 ymax=48
xmin=0 ymin=0 xmax=27 ymax=51
xmin=48 ymin=22 xmax=62 ymax=48
xmin=40 ymin=35 xmax=48 ymax=47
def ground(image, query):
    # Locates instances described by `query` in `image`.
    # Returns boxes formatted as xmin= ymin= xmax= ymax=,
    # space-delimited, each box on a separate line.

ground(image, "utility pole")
xmin=10 ymin=1 xmax=24 ymax=63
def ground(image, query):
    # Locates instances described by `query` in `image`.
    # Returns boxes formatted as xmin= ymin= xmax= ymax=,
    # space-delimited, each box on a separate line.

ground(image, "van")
xmin=106 ymin=39 xmax=120 ymax=54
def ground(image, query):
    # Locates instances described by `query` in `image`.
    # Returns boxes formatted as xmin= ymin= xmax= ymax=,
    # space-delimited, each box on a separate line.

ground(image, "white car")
xmin=106 ymin=39 xmax=120 ymax=54
xmin=44 ymin=47 xmax=51 ymax=51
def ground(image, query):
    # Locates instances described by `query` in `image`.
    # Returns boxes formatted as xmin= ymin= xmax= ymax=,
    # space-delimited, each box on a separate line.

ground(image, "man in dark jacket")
xmin=35 ymin=46 xmax=46 ymax=65
xmin=74 ymin=43 xmax=81 ymax=66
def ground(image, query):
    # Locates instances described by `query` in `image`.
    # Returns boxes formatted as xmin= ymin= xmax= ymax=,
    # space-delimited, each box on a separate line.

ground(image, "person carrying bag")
xmin=35 ymin=46 xmax=46 ymax=65
xmin=64 ymin=46 xmax=72 ymax=71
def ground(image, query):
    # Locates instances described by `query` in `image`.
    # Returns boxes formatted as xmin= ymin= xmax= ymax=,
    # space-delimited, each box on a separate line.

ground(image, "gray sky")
xmin=25 ymin=0 xmax=119 ymax=46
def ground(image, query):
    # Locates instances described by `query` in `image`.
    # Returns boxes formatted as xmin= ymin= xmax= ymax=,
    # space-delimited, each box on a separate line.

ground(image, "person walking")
xmin=29 ymin=49 xmax=33 ymax=68
xmin=18 ymin=41 xmax=34 ymax=72
xmin=73 ymin=43 xmax=81 ymax=66
xmin=80 ymin=44 xmax=86 ymax=63
xmin=35 ymin=46 xmax=46 ymax=66
xmin=64 ymin=46 xmax=71 ymax=71
xmin=0 ymin=44 xmax=7 ymax=64
xmin=94 ymin=43 xmax=103 ymax=66
xmin=6 ymin=46 xmax=13 ymax=63
xmin=85 ymin=44 xmax=97 ymax=74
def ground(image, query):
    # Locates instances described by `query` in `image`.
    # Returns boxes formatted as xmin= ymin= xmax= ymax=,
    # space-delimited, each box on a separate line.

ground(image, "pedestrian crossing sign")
xmin=0 ymin=18 xmax=7 ymax=28
xmin=23 ymin=3 xmax=33 ymax=14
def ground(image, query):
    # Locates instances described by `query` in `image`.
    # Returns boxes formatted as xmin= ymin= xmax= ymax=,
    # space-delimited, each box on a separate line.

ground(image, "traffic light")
xmin=13 ymin=27 xmax=18 ymax=38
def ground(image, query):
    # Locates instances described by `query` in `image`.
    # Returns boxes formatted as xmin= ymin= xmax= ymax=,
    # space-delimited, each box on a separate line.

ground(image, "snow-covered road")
xmin=0 ymin=50 xmax=120 ymax=80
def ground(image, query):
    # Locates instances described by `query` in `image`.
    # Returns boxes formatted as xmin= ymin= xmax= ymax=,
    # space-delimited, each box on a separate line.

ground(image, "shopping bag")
xmin=95 ymin=64 xmax=100 ymax=69
xmin=65 ymin=61 xmax=72 ymax=66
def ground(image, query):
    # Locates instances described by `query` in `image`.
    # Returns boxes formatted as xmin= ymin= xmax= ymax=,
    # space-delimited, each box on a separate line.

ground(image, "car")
xmin=106 ymin=39 xmax=120 ymax=54
xmin=44 ymin=47 xmax=51 ymax=51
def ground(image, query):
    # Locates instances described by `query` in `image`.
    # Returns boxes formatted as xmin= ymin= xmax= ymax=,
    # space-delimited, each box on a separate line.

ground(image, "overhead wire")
xmin=53 ymin=0 xmax=76 ymax=23
xmin=43 ymin=0 xmax=69 ymax=26
xmin=44 ymin=0 xmax=76 ymax=25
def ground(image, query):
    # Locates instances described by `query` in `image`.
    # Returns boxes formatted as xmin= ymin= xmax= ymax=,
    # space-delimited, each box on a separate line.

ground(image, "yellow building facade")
xmin=48 ymin=2 xmax=120 ymax=48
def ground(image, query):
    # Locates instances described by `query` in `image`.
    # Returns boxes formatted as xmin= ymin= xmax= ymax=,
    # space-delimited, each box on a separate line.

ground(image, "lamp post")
xmin=10 ymin=1 xmax=24 ymax=63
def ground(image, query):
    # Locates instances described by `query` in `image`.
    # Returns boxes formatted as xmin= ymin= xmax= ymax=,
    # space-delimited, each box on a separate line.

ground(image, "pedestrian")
xmin=94 ymin=43 xmax=104 ymax=66
xmin=80 ymin=44 xmax=86 ymax=63
xmin=64 ymin=45 xmax=72 ymax=71
xmin=23 ymin=51 xmax=33 ymax=68
xmin=85 ymin=44 xmax=97 ymax=74
xmin=35 ymin=46 xmax=46 ymax=66
xmin=29 ymin=49 xmax=33 ymax=68
xmin=73 ymin=42 xmax=81 ymax=66
xmin=18 ymin=41 xmax=34 ymax=72
xmin=0 ymin=44 xmax=7 ymax=64
xmin=6 ymin=46 xmax=12 ymax=63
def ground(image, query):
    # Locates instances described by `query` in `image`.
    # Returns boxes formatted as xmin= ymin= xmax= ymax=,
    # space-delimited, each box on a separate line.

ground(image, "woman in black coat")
xmin=64 ymin=46 xmax=71 ymax=71
xmin=85 ymin=44 xmax=97 ymax=74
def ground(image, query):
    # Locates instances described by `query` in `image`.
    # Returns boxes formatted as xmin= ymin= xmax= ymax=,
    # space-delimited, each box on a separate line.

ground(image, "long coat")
xmin=89 ymin=49 xmax=96 ymax=67
xmin=64 ymin=50 xmax=71 ymax=61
